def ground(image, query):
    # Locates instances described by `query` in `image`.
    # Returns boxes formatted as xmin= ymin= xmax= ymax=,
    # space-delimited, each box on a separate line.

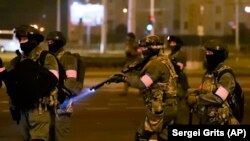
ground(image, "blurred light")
xmin=70 ymin=2 xmax=104 ymax=26
xmin=146 ymin=24 xmax=153 ymax=31
xmin=39 ymin=27 xmax=45 ymax=32
xmin=42 ymin=14 xmax=47 ymax=19
xmin=245 ymin=6 xmax=250 ymax=13
xmin=123 ymin=8 xmax=127 ymax=13
xmin=149 ymin=15 xmax=155 ymax=22
xmin=30 ymin=24 xmax=39 ymax=29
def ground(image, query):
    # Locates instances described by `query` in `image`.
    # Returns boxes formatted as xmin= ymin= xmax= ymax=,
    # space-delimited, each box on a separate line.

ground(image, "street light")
xmin=235 ymin=0 xmax=240 ymax=50
xmin=149 ymin=0 xmax=155 ymax=35
xmin=57 ymin=0 xmax=61 ymax=31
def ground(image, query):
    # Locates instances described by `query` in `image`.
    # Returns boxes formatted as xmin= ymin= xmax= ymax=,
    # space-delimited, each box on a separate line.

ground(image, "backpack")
xmin=39 ymin=51 xmax=74 ymax=104
xmin=171 ymin=58 xmax=189 ymax=99
xmin=215 ymin=67 xmax=244 ymax=123
xmin=70 ymin=52 xmax=86 ymax=85
xmin=4 ymin=54 xmax=58 ymax=110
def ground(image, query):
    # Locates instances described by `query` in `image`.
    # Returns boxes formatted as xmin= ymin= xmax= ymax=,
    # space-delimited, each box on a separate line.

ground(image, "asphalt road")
xmin=0 ymin=68 xmax=249 ymax=141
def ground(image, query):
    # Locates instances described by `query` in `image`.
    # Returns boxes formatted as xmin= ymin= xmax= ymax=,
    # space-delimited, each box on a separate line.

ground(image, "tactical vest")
xmin=142 ymin=56 xmax=178 ymax=132
xmin=198 ymin=64 xmax=233 ymax=124
xmin=201 ymin=65 xmax=232 ymax=96
xmin=141 ymin=55 xmax=178 ymax=98
xmin=158 ymin=56 xmax=178 ymax=98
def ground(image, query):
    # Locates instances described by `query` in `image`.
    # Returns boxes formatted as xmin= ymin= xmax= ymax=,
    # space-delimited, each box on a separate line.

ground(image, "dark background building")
xmin=0 ymin=0 xmax=68 ymax=37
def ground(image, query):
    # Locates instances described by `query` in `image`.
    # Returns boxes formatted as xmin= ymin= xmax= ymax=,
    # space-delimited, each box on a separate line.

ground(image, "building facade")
xmin=68 ymin=0 xmax=250 ymax=42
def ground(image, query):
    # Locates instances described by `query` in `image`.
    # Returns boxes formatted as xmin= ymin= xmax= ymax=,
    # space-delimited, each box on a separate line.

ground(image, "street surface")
xmin=0 ymin=68 xmax=249 ymax=141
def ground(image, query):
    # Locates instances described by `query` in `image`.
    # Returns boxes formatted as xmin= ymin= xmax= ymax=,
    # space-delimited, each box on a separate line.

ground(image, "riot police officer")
xmin=167 ymin=35 xmax=189 ymax=96
xmin=122 ymin=32 xmax=140 ymax=96
xmin=124 ymin=32 xmax=139 ymax=62
xmin=46 ymin=31 xmax=83 ymax=141
xmin=111 ymin=35 xmax=178 ymax=140
xmin=3 ymin=25 xmax=59 ymax=141
xmin=187 ymin=39 xmax=239 ymax=125
xmin=166 ymin=35 xmax=189 ymax=124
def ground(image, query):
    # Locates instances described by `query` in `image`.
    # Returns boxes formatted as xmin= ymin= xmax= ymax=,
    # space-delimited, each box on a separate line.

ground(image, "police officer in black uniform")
xmin=122 ymin=32 xmax=141 ymax=96
xmin=187 ymin=39 xmax=239 ymax=125
xmin=111 ymin=35 xmax=178 ymax=140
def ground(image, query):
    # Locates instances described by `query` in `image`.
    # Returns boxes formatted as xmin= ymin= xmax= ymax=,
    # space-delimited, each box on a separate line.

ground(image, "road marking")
xmin=85 ymin=107 xmax=109 ymax=111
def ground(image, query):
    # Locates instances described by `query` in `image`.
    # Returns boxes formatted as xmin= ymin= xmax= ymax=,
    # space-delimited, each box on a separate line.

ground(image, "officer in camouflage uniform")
xmin=166 ymin=36 xmax=189 ymax=124
xmin=122 ymin=32 xmax=140 ymax=96
xmin=166 ymin=35 xmax=189 ymax=98
xmin=46 ymin=31 xmax=83 ymax=141
xmin=111 ymin=35 xmax=178 ymax=141
xmin=2 ymin=25 xmax=59 ymax=141
xmin=187 ymin=39 xmax=239 ymax=125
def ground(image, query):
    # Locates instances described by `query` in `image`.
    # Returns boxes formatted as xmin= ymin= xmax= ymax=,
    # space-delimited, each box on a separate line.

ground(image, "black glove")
xmin=109 ymin=74 xmax=126 ymax=83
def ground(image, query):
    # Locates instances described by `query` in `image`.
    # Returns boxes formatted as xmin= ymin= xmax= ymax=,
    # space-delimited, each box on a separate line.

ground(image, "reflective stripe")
xmin=215 ymin=86 xmax=229 ymax=101
xmin=66 ymin=70 xmax=77 ymax=78
xmin=140 ymin=74 xmax=153 ymax=87
xmin=49 ymin=70 xmax=59 ymax=79
xmin=177 ymin=62 xmax=184 ymax=70
xmin=0 ymin=67 xmax=5 ymax=73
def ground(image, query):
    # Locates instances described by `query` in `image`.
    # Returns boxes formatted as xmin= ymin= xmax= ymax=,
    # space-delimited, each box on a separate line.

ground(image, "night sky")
xmin=0 ymin=0 xmax=57 ymax=35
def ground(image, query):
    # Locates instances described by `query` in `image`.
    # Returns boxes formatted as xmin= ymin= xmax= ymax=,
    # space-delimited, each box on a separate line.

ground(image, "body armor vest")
xmin=198 ymin=64 xmax=232 ymax=124
xmin=141 ymin=56 xmax=178 ymax=132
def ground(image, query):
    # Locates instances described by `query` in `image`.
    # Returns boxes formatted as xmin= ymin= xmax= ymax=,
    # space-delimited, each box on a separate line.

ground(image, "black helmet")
xmin=46 ymin=31 xmax=66 ymax=53
xmin=15 ymin=25 xmax=44 ymax=54
xmin=138 ymin=35 xmax=163 ymax=57
xmin=204 ymin=39 xmax=228 ymax=59
xmin=166 ymin=35 xmax=183 ymax=54
xmin=46 ymin=31 xmax=66 ymax=46
xmin=204 ymin=39 xmax=228 ymax=71
xmin=167 ymin=35 xmax=183 ymax=46
xmin=15 ymin=25 xmax=44 ymax=43
xmin=139 ymin=35 xmax=163 ymax=47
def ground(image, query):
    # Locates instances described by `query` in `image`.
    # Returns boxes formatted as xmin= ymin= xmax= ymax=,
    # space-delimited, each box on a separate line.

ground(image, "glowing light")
xmin=30 ymin=24 xmax=38 ymax=29
xmin=245 ymin=6 xmax=250 ymax=13
xmin=146 ymin=24 xmax=153 ymax=31
xmin=123 ymin=8 xmax=127 ymax=13
xmin=60 ymin=88 xmax=95 ymax=109
xmin=39 ymin=27 xmax=45 ymax=32
xmin=70 ymin=2 xmax=104 ymax=26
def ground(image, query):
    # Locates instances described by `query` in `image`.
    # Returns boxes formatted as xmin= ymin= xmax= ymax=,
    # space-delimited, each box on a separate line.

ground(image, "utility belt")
xmin=31 ymin=96 xmax=58 ymax=115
